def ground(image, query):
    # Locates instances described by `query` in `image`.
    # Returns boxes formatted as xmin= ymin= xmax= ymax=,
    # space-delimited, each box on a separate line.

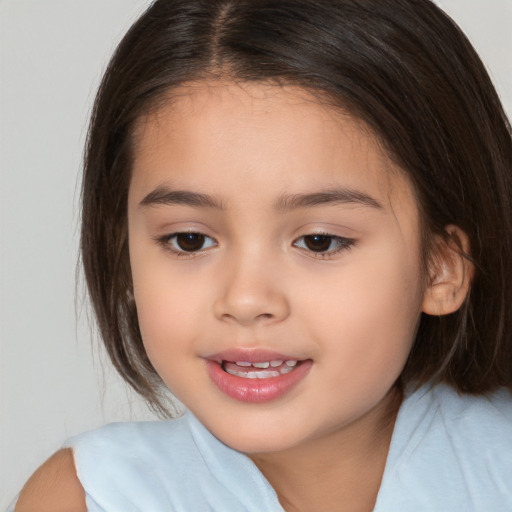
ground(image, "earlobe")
xmin=421 ymin=225 xmax=473 ymax=316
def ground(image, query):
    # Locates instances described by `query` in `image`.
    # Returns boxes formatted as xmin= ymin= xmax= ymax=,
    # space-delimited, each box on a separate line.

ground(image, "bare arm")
xmin=15 ymin=448 xmax=86 ymax=512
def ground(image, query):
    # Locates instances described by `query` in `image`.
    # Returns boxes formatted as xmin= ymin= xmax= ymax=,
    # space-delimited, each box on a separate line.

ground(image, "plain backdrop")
xmin=1 ymin=0 xmax=511 ymax=507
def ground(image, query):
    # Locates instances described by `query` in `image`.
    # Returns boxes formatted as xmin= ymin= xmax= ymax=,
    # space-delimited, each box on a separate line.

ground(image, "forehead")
xmin=130 ymin=81 xmax=417 ymax=218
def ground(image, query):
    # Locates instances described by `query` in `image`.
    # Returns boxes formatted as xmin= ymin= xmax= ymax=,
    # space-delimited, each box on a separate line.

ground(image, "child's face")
xmin=128 ymin=81 xmax=427 ymax=453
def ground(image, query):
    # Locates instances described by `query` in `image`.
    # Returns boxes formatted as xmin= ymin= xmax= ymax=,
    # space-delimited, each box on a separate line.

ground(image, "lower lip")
xmin=206 ymin=359 xmax=312 ymax=403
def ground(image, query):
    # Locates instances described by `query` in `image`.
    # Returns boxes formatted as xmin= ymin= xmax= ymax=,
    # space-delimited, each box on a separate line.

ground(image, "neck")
xmin=250 ymin=387 xmax=402 ymax=512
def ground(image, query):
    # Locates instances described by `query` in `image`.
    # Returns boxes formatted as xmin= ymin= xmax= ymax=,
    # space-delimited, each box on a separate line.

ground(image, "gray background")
xmin=1 ymin=0 xmax=511 ymax=507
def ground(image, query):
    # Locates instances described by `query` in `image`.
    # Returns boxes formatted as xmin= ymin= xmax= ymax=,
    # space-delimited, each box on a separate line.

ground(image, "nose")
xmin=213 ymin=253 xmax=290 ymax=326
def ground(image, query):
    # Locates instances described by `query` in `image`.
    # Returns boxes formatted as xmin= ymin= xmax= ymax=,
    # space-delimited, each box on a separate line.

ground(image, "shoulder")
xmin=15 ymin=448 xmax=86 ymax=512
xmin=402 ymin=382 xmax=512 ymax=424
xmin=376 ymin=385 xmax=512 ymax=510
xmin=66 ymin=414 xmax=194 ymax=462
xmin=14 ymin=417 xmax=194 ymax=512
xmin=402 ymin=383 xmax=512 ymax=451
xmin=430 ymin=384 xmax=512 ymax=433
xmin=64 ymin=415 xmax=207 ymax=507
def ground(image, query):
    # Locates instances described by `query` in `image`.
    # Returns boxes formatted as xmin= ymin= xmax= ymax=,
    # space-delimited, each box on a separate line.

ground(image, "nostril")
xmin=213 ymin=283 xmax=290 ymax=325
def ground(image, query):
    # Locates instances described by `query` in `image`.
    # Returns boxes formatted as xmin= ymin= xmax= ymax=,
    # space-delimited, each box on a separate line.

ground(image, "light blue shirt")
xmin=7 ymin=383 xmax=512 ymax=511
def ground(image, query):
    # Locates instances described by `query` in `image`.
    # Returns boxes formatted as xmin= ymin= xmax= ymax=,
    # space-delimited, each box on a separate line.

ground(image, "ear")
xmin=421 ymin=225 xmax=474 ymax=316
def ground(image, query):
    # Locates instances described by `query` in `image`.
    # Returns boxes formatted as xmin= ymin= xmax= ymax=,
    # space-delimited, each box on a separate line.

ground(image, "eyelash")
xmin=156 ymin=231 xmax=356 ymax=259
xmin=156 ymin=232 xmax=217 ymax=258
xmin=293 ymin=232 xmax=356 ymax=258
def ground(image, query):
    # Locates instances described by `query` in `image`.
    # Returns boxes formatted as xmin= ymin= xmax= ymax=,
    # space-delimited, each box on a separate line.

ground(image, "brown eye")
xmin=158 ymin=232 xmax=217 ymax=255
xmin=303 ymin=234 xmax=333 ymax=252
xmin=293 ymin=234 xmax=355 ymax=256
xmin=175 ymin=233 xmax=206 ymax=252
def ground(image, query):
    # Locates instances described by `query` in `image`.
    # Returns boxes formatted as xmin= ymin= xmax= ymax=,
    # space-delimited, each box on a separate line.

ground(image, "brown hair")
xmin=81 ymin=0 xmax=512 ymax=414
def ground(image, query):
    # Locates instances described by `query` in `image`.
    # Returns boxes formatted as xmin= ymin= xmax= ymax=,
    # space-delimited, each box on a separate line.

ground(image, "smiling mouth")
xmin=222 ymin=359 xmax=300 ymax=378
xmin=207 ymin=356 xmax=312 ymax=402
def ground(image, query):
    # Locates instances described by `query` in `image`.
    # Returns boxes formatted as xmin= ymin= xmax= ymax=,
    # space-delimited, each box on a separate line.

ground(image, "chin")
xmin=221 ymin=430 xmax=298 ymax=455
xmin=201 ymin=413 xmax=310 ymax=454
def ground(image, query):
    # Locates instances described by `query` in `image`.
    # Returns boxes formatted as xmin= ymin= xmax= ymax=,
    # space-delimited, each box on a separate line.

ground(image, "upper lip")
xmin=206 ymin=348 xmax=305 ymax=364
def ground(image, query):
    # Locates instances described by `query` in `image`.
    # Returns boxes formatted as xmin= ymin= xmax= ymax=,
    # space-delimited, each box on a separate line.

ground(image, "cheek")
xmin=129 ymin=240 xmax=202 ymax=365
xmin=303 ymin=242 xmax=424 ymax=372
xmin=133 ymin=277 xmax=205 ymax=397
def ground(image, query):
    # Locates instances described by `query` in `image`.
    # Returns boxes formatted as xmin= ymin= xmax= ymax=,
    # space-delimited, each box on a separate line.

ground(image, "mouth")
xmin=205 ymin=350 xmax=312 ymax=403
xmin=221 ymin=359 xmax=301 ymax=378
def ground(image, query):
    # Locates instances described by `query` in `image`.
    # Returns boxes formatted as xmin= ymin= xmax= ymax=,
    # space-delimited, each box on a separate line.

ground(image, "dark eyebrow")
xmin=139 ymin=186 xmax=224 ymax=210
xmin=274 ymin=189 xmax=383 ymax=211
xmin=139 ymin=186 xmax=382 ymax=212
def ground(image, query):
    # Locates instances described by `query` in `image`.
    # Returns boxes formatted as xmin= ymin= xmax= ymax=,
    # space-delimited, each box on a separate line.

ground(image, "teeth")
xmin=253 ymin=362 xmax=270 ymax=368
xmin=255 ymin=370 xmax=279 ymax=378
xmin=226 ymin=359 xmax=301 ymax=376
xmin=224 ymin=364 xmax=298 ymax=378
xmin=226 ymin=368 xmax=281 ymax=378
xmin=234 ymin=360 xmax=298 ymax=368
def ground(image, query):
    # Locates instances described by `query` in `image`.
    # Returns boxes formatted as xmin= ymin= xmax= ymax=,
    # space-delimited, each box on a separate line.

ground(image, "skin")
xmin=128 ymin=81 xmax=428 ymax=511
xmin=16 ymin=80 xmax=471 ymax=511
xmin=15 ymin=449 xmax=86 ymax=512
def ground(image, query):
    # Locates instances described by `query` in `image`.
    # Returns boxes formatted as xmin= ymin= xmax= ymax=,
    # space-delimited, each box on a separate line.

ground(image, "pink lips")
xmin=205 ymin=349 xmax=312 ymax=403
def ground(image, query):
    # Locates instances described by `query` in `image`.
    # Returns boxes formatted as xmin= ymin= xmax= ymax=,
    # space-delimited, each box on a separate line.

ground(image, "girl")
xmin=10 ymin=0 xmax=512 ymax=510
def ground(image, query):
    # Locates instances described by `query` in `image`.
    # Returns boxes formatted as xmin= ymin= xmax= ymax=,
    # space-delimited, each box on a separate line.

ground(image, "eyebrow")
xmin=139 ymin=187 xmax=225 ymax=209
xmin=139 ymin=186 xmax=383 ymax=211
xmin=275 ymin=189 xmax=383 ymax=211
